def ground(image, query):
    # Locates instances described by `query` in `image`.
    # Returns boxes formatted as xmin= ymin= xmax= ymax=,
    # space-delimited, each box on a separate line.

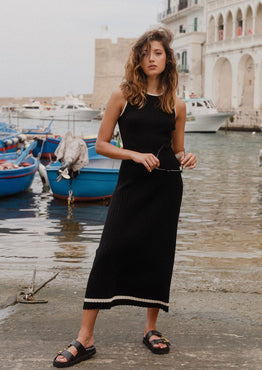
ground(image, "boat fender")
xmin=38 ymin=162 xmax=50 ymax=192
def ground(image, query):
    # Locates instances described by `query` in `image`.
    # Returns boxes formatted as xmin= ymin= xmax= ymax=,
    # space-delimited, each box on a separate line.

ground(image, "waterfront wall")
xmin=222 ymin=109 xmax=262 ymax=131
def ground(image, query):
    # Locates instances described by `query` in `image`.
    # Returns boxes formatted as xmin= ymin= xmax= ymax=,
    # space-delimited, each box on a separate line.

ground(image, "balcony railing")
xmin=158 ymin=0 xmax=203 ymax=22
xmin=178 ymin=64 xmax=190 ymax=73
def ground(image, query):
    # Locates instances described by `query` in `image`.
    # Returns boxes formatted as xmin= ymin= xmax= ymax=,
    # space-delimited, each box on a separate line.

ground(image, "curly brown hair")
xmin=120 ymin=27 xmax=178 ymax=114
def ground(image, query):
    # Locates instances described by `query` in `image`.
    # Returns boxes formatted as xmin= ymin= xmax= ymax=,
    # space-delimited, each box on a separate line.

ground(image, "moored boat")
xmin=17 ymin=95 xmax=100 ymax=121
xmin=183 ymin=96 xmax=233 ymax=133
xmin=33 ymin=135 xmax=98 ymax=159
xmin=46 ymin=146 xmax=120 ymax=202
xmin=0 ymin=142 xmax=39 ymax=197
xmin=0 ymin=122 xmax=27 ymax=153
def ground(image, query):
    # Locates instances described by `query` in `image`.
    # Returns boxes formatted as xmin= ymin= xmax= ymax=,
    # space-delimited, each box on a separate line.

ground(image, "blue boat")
xmin=21 ymin=119 xmax=53 ymax=136
xmin=0 ymin=122 xmax=21 ymax=153
xmin=46 ymin=146 xmax=120 ymax=202
xmin=33 ymin=135 xmax=97 ymax=159
xmin=0 ymin=142 xmax=39 ymax=197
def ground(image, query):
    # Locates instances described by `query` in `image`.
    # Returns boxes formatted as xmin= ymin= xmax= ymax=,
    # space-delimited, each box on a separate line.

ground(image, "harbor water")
xmin=0 ymin=119 xmax=262 ymax=309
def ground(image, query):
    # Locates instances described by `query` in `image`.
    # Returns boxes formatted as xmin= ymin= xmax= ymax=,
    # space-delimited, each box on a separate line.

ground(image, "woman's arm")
xmin=95 ymin=88 xmax=160 ymax=172
xmin=172 ymin=97 xmax=196 ymax=169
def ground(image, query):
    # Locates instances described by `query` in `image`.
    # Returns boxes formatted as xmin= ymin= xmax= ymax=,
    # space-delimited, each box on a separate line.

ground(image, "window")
xmin=178 ymin=0 xmax=188 ymax=11
xmin=66 ymin=105 xmax=73 ymax=109
xmin=194 ymin=17 xmax=198 ymax=31
xmin=219 ymin=25 xmax=224 ymax=40
xmin=182 ymin=51 xmax=187 ymax=66
xmin=179 ymin=25 xmax=186 ymax=33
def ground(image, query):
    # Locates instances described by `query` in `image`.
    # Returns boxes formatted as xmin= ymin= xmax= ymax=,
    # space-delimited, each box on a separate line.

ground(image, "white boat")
xmin=183 ymin=96 xmax=232 ymax=133
xmin=0 ymin=104 xmax=19 ymax=118
xmin=17 ymin=95 xmax=100 ymax=121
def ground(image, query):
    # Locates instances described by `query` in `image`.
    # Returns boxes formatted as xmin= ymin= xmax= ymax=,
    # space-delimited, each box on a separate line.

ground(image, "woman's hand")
xmin=131 ymin=152 xmax=160 ymax=172
xmin=181 ymin=152 xmax=197 ymax=169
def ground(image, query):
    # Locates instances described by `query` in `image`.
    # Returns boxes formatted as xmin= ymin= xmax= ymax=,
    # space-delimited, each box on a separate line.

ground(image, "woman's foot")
xmin=54 ymin=337 xmax=95 ymax=366
xmin=143 ymin=330 xmax=170 ymax=354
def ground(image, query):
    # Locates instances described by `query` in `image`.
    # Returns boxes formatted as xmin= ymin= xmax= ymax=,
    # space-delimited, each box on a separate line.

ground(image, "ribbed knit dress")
xmin=83 ymin=93 xmax=183 ymax=312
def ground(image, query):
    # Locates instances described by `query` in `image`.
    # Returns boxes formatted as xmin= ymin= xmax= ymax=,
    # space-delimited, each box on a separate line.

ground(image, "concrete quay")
xmin=0 ymin=275 xmax=261 ymax=370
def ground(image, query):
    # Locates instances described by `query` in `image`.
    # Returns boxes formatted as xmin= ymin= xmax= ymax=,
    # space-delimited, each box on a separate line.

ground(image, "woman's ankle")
xmin=144 ymin=325 xmax=157 ymax=336
xmin=77 ymin=331 xmax=94 ymax=347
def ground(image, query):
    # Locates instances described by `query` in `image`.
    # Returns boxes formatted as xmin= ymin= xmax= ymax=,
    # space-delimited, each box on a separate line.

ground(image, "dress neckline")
xmin=147 ymin=92 xmax=163 ymax=97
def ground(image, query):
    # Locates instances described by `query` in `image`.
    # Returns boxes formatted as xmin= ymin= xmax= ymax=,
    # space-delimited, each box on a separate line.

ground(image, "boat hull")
xmin=46 ymin=157 xmax=120 ymax=202
xmin=185 ymin=113 xmax=232 ymax=133
xmin=0 ymin=154 xmax=38 ymax=197
xmin=18 ymin=109 xmax=100 ymax=121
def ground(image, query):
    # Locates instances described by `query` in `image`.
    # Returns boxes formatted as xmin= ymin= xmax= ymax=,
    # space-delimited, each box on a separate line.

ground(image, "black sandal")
xmin=143 ymin=330 xmax=170 ymax=355
xmin=53 ymin=339 xmax=96 ymax=368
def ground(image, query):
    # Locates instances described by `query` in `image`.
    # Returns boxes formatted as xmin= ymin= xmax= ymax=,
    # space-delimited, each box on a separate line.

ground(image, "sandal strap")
xmin=144 ymin=330 xmax=162 ymax=342
xmin=150 ymin=338 xmax=171 ymax=346
xmin=69 ymin=340 xmax=86 ymax=356
xmin=59 ymin=350 xmax=75 ymax=361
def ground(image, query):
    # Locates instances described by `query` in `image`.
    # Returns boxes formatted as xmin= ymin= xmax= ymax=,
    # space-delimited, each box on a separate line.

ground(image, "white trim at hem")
xmin=84 ymin=295 xmax=169 ymax=307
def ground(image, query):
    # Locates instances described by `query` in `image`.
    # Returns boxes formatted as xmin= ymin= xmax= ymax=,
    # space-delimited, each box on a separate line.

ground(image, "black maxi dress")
xmin=83 ymin=94 xmax=183 ymax=312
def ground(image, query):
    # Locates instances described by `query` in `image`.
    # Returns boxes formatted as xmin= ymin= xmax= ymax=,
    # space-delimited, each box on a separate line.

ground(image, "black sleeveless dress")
xmin=83 ymin=94 xmax=183 ymax=312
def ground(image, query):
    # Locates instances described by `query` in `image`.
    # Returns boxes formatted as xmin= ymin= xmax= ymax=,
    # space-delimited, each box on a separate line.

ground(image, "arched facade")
xmin=207 ymin=1 xmax=262 ymax=41
xmin=208 ymin=16 xmax=215 ymax=42
xmin=212 ymin=58 xmax=232 ymax=109
xmin=237 ymin=54 xmax=254 ymax=108
xmin=205 ymin=0 xmax=262 ymax=110
xmin=245 ymin=6 xmax=253 ymax=36
xmin=255 ymin=3 xmax=262 ymax=34
xmin=225 ymin=11 xmax=233 ymax=40
xmin=235 ymin=8 xmax=243 ymax=36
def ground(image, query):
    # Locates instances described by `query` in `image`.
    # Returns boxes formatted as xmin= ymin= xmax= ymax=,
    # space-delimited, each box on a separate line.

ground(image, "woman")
xmin=53 ymin=27 xmax=196 ymax=368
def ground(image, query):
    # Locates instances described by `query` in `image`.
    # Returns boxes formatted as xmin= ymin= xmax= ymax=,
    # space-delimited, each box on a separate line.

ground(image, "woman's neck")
xmin=146 ymin=77 xmax=161 ymax=96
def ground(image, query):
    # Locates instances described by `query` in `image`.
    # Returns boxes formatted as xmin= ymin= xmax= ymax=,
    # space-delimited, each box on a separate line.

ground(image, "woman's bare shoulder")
xmin=105 ymin=87 xmax=126 ymax=115
xmin=176 ymin=96 xmax=186 ymax=110
xmin=110 ymin=87 xmax=126 ymax=102
xmin=175 ymin=96 xmax=186 ymax=116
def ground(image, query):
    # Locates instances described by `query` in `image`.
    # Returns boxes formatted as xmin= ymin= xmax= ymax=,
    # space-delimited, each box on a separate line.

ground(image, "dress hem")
xmin=83 ymin=298 xmax=169 ymax=312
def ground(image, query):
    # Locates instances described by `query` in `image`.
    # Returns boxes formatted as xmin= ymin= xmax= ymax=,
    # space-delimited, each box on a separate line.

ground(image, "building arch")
xmin=212 ymin=57 xmax=232 ymax=109
xmin=237 ymin=54 xmax=255 ymax=108
xmin=208 ymin=15 xmax=216 ymax=43
xmin=255 ymin=3 xmax=262 ymax=34
xmin=218 ymin=13 xmax=224 ymax=40
xmin=225 ymin=10 xmax=233 ymax=40
xmin=245 ymin=5 xmax=253 ymax=35
xmin=236 ymin=8 xmax=243 ymax=37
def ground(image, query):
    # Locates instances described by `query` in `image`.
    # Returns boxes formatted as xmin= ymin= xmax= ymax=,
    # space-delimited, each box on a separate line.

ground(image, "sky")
xmin=0 ymin=0 xmax=163 ymax=98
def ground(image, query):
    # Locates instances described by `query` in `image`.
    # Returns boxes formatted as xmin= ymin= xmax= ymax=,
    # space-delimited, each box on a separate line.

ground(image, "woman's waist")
xmin=122 ymin=140 xmax=172 ymax=156
xmin=120 ymin=144 xmax=181 ymax=174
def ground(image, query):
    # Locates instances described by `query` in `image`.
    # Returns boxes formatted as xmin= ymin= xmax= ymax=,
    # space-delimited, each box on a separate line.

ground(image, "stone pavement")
xmin=0 ymin=279 xmax=261 ymax=370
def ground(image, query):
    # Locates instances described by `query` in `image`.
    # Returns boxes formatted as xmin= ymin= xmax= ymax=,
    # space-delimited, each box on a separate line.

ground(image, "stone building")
xmin=159 ymin=0 xmax=262 ymax=129
xmin=205 ymin=0 xmax=262 ymax=111
xmin=158 ymin=0 xmax=206 ymax=97
xmin=91 ymin=38 xmax=136 ymax=109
